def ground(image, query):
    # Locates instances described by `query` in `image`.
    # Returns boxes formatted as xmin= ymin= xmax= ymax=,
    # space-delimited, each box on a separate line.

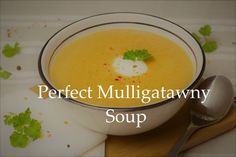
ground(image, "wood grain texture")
xmin=105 ymin=105 xmax=236 ymax=157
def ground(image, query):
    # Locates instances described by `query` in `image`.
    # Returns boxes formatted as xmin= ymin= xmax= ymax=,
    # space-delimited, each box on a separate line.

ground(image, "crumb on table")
xmin=30 ymin=84 xmax=49 ymax=99
xmin=38 ymin=112 xmax=43 ymax=116
xmin=16 ymin=65 xmax=22 ymax=71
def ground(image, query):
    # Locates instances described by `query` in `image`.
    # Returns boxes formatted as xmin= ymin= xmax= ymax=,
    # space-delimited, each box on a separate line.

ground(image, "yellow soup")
xmin=49 ymin=29 xmax=194 ymax=107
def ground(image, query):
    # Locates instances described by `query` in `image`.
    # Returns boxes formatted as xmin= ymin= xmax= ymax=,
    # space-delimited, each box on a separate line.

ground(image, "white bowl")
xmin=38 ymin=12 xmax=205 ymax=135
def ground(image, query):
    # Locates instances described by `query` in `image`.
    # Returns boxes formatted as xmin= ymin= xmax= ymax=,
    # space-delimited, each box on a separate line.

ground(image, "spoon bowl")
xmin=191 ymin=75 xmax=234 ymax=126
xmin=167 ymin=75 xmax=234 ymax=157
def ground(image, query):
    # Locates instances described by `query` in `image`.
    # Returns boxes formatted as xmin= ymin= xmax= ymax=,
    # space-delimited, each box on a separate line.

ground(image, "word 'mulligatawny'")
xmin=38 ymin=85 xmax=211 ymax=104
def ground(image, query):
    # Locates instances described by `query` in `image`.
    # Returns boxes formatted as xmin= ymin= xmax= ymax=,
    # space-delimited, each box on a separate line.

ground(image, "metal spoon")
xmin=167 ymin=75 xmax=234 ymax=157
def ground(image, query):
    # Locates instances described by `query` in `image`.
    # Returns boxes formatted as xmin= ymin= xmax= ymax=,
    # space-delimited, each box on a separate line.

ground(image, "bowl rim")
xmin=38 ymin=12 xmax=205 ymax=111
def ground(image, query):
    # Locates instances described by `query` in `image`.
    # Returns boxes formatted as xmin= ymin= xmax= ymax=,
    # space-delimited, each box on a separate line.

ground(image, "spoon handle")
xmin=166 ymin=123 xmax=199 ymax=157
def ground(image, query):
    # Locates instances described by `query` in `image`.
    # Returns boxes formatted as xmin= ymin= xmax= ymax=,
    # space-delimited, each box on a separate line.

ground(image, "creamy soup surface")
xmin=49 ymin=29 xmax=194 ymax=107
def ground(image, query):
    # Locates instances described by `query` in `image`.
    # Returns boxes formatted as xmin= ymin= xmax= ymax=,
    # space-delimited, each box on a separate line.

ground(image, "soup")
xmin=49 ymin=29 xmax=194 ymax=107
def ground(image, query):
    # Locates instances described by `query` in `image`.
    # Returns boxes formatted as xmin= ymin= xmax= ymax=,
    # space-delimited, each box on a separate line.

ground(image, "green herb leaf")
xmin=199 ymin=25 xmax=212 ymax=36
xmin=193 ymin=25 xmax=217 ymax=53
xmin=4 ymin=114 xmax=15 ymax=125
xmin=192 ymin=32 xmax=201 ymax=43
xmin=10 ymin=131 xmax=29 ymax=148
xmin=16 ymin=108 xmax=31 ymax=126
xmin=202 ymin=41 xmax=217 ymax=53
xmin=25 ymin=119 xmax=42 ymax=140
xmin=3 ymin=108 xmax=42 ymax=148
xmin=123 ymin=49 xmax=152 ymax=61
xmin=2 ymin=42 xmax=21 ymax=58
xmin=0 ymin=70 xmax=12 ymax=79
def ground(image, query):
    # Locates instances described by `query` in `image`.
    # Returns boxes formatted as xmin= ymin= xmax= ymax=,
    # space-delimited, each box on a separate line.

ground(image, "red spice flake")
xmin=132 ymin=65 xmax=138 ymax=68
xmin=103 ymin=63 xmax=107 ymax=66
xmin=132 ymin=80 xmax=135 ymax=83
xmin=16 ymin=65 xmax=22 ymax=71
xmin=115 ymin=76 xmax=124 ymax=81
xmin=67 ymin=144 xmax=71 ymax=148
xmin=109 ymin=47 xmax=114 ymax=50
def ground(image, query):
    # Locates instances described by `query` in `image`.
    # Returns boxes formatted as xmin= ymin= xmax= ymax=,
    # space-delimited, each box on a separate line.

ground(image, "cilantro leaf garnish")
xmin=123 ymin=49 xmax=152 ymax=61
xmin=202 ymin=41 xmax=217 ymax=53
xmin=24 ymin=119 xmax=42 ymax=140
xmin=199 ymin=25 xmax=212 ymax=36
xmin=0 ymin=70 xmax=12 ymax=79
xmin=2 ymin=42 xmax=21 ymax=58
xmin=10 ymin=132 xmax=29 ymax=148
xmin=3 ymin=108 xmax=42 ymax=148
xmin=192 ymin=25 xmax=217 ymax=53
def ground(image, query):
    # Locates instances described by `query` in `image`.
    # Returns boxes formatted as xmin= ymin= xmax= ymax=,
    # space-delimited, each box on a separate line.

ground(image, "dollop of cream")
xmin=112 ymin=57 xmax=148 ymax=77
